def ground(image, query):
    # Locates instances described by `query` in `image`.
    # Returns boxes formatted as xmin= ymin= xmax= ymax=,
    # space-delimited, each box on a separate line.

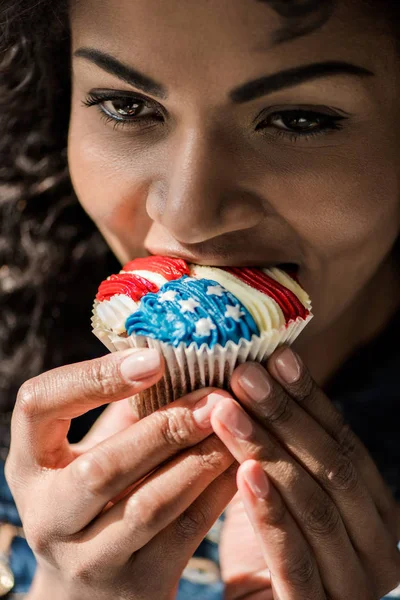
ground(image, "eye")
xmin=82 ymin=91 xmax=164 ymax=129
xmin=101 ymin=97 xmax=155 ymax=120
xmin=256 ymin=109 xmax=345 ymax=137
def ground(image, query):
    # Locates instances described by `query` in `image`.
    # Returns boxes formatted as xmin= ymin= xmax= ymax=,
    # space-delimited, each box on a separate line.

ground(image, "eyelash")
xmin=82 ymin=91 xmax=346 ymax=140
xmin=256 ymin=110 xmax=345 ymax=141
xmin=81 ymin=91 xmax=164 ymax=131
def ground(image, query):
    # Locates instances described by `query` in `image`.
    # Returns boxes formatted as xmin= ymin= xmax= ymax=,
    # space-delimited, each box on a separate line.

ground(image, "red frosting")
xmin=96 ymin=273 xmax=159 ymax=302
xmin=122 ymin=256 xmax=190 ymax=280
xmin=223 ymin=267 xmax=308 ymax=324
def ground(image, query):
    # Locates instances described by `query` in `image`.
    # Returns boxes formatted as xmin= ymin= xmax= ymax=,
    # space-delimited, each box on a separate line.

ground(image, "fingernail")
xmin=275 ymin=347 xmax=301 ymax=383
xmin=238 ymin=363 xmax=271 ymax=402
xmin=243 ymin=463 xmax=270 ymax=499
xmin=120 ymin=349 xmax=161 ymax=382
xmin=214 ymin=399 xmax=253 ymax=440
xmin=193 ymin=392 xmax=225 ymax=429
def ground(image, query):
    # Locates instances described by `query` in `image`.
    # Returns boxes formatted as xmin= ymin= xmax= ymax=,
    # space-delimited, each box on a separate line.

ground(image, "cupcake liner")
xmin=92 ymin=310 xmax=313 ymax=419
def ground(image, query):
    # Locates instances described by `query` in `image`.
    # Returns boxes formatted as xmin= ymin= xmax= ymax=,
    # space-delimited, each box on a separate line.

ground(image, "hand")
xmin=220 ymin=492 xmax=273 ymax=600
xmin=5 ymin=348 xmax=238 ymax=600
xmin=211 ymin=346 xmax=400 ymax=599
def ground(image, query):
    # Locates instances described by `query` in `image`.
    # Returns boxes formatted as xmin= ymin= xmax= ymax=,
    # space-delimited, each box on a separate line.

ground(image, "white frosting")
xmin=190 ymin=265 xmax=284 ymax=332
xmin=179 ymin=298 xmax=200 ymax=313
xmin=206 ymin=284 xmax=225 ymax=297
xmin=264 ymin=267 xmax=311 ymax=311
xmin=94 ymin=294 xmax=138 ymax=334
xmin=93 ymin=263 xmax=311 ymax=338
xmin=122 ymin=269 xmax=168 ymax=289
xmin=195 ymin=318 xmax=217 ymax=336
xmin=94 ymin=268 xmax=168 ymax=334
xmin=224 ymin=304 xmax=245 ymax=322
xmin=159 ymin=290 xmax=178 ymax=303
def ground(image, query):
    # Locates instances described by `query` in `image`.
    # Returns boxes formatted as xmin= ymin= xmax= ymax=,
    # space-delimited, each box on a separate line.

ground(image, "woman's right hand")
xmin=5 ymin=348 xmax=238 ymax=600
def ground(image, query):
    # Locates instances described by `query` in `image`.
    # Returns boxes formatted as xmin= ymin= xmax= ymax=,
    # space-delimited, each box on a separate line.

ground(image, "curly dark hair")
xmin=0 ymin=0 xmax=399 ymax=447
xmin=0 ymin=0 xmax=122 ymax=447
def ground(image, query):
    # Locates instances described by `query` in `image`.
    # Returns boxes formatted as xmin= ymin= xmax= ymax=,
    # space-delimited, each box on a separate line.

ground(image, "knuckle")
xmin=281 ymin=552 xmax=316 ymax=588
xmin=16 ymin=379 xmax=41 ymax=418
xmin=302 ymin=490 xmax=341 ymax=537
xmin=194 ymin=437 xmax=229 ymax=473
xmin=324 ymin=455 xmax=359 ymax=493
xmin=264 ymin=392 xmax=293 ymax=426
xmin=126 ymin=492 xmax=168 ymax=539
xmin=158 ymin=411 xmax=193 ymax=449
xmin=67 ymin=559 xmax=97 ymax=585
xmin=72 ymin=448 xmax=119 ymax=495
xmin=24 ymin=522 xmax=54 ymax=558
xmin=175 ymin=505 xmax=210 ymax=542
xmin=84 ymin=358 xmax=122 ymax=400
xmin=290 ymin=369 xmax=316 ymax=403
xmin=336 ymin=421 xmax=358 ymax=459
xmin=27 ymin=532 xmax=49 ymax=557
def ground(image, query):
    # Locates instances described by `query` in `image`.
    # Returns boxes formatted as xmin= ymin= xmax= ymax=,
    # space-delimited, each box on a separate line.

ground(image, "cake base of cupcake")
xmin=91 ymin=257 xmax=313 ymax=419
xmin=93 ymin=312 xmax=312 ymax=419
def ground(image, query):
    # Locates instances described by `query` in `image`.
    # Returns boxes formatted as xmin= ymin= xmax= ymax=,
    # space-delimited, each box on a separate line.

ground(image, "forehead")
xmin=70 ymin=0 xmax=281 ymax=50
xmin=69 ymin=0 xmax=394 ymax=94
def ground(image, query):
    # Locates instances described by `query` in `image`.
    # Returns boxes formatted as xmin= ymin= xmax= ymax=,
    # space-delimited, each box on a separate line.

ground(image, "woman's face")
xmin=68 ymin=0 xmax=400 ymax=342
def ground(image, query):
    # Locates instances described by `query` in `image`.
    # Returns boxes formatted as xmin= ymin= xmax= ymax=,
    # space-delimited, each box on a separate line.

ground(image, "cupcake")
xmin=92 ymin=256 xmax=313 ymax=418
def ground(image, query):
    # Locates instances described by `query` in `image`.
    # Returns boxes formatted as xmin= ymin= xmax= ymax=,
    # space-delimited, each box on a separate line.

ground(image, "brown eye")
xmin=256 ymin=110 xmax=344 ymax=136
xmin=102 ymin=98 xmax=154 ymax=119
xmin=82 ymin=91 xmax=165 ymax=131
xmin=272 ymin=112 xmax=322 ymax=132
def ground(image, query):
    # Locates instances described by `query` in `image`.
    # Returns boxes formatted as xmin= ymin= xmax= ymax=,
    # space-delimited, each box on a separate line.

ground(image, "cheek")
xmin=267 ymin=143 xmax=400 ymax=334
xmin=67 ymin=117 xmax=154 ymax=256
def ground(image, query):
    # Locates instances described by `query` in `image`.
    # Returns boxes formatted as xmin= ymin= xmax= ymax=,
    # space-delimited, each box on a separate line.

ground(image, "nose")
xmin=146 ymin=125 xmax=265 ymax=244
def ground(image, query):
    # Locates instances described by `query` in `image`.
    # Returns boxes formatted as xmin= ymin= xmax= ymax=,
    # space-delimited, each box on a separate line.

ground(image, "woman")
xmin=0 ymin=0 xmax=399 ymax=598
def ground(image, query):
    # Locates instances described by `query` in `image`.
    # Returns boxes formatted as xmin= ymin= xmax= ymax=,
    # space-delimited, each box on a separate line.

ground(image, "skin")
xmin=6 ymin=1 xmax=399 ymax=599
xmin=68 ymin=0 xmax=400 ymax=385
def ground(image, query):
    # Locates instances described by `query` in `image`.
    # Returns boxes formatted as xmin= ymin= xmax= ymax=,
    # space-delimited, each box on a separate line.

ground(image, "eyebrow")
xmin=74 ymin=47 xmax=167 ymax=99
xmin=74 ymin=48 xmax=374 ymax=106
xmin=229 ymin=61 xmax=374 ymax=103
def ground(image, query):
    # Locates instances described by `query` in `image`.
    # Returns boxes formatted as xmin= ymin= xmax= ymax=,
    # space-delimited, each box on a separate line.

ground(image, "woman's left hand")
xmin=210 ymin=346 xmax=400 ymax=599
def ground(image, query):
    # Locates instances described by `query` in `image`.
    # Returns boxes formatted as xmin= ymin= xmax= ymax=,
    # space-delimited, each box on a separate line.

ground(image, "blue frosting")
xmin=125 ymin=276 xmax=259 ymax=348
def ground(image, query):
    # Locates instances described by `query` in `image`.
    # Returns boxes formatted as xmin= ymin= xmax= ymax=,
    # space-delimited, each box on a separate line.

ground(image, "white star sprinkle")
xmin=159 ymin=290 xmax=178 ymax=303
xmin=179 ymin=298 xmax=200 ymax=313
xmin=195 ymin=318 xmax=217 ymax=337
xmin=206 ymin=284 xmax=225 ymax=297
xmin=225 ymin=304 xmax=245 ymax=322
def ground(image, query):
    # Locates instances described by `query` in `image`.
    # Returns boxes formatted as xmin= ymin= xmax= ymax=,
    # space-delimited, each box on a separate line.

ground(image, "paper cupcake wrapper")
xmin=92 ymin=311 xmax=313 ymax=419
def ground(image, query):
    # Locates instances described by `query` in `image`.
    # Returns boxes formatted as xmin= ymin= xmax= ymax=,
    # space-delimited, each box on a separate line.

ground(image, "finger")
xmin=10 ymin=348 xmax=164 ymax=467
xmin=237 ymin=460 xmax=325 ymax=600
xmin=269 ymin=346 xmax=397 ymax=526
xmin=220 ymin=494 xmax=272 ymax=589
xmin=72 ymin=397 xmax=139 ymax=453
xmin=57 ymin=434 xmax=236 ymax=571
xmin=40 ymin=388 xmax=232 ymax=535
xmin=141 ymin=462 xmax=239 ymax=595
xmin=211 ymin=397 xmax=370 ymax=598
xmin=231 ymin=350 xmax=396 ymax=534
